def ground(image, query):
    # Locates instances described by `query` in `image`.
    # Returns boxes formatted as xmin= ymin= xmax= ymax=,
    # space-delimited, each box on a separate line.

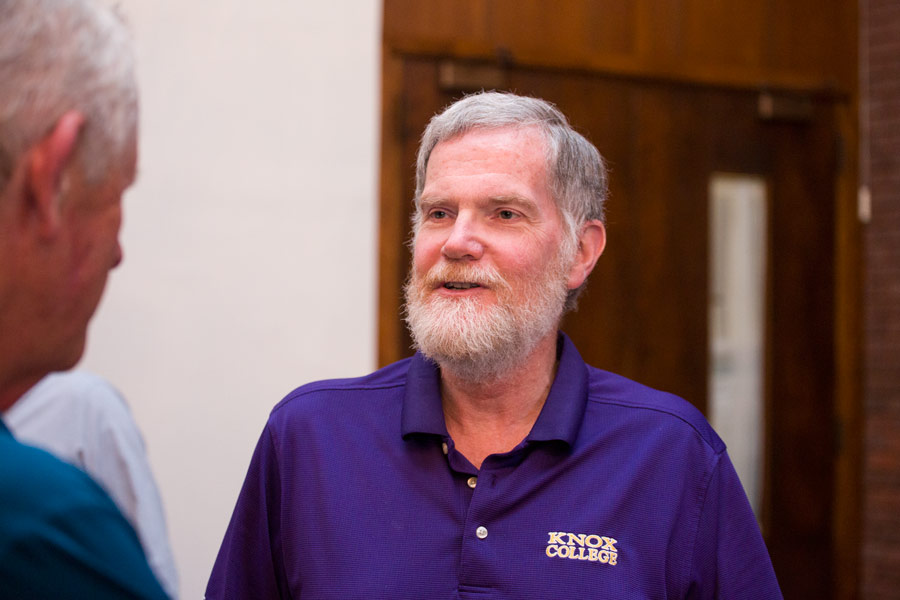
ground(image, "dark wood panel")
xmin=833 ymin=99 xmax=863 ymax=600
xmin=378 ymin=57 xmax=449 ymax=361
xmin=765 ymin=109 xmax=838 ymax=599
xmin=550 ymin=78 xmax=712 ymax=410
xmin=383 ymin=0 xmax=490 ymax=51
xmin=383 ymin=0 xmax=857 ymax=94
xmin=381 ymin=3 xmax=861 ymax=597
xmin=489 ymin=0 xmax=637 ymax=59
xmin=681 ymin=0 xmax=767 ymax=66
xmin=376 ymin=52 xmax=410 ymax=362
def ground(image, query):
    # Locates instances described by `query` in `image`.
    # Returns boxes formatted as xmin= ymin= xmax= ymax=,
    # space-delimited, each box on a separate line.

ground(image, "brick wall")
xmin=862 ymin=0 xmax=900 ymax=598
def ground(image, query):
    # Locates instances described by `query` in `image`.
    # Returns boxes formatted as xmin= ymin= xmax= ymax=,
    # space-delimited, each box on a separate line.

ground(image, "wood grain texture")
xmin=383 ymin=0 xmax=856 ymax=94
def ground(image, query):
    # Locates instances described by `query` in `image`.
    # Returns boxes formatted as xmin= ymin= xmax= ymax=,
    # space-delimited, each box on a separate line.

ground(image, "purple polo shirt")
xmin=207 ymin=334 xmax=781 ymax=599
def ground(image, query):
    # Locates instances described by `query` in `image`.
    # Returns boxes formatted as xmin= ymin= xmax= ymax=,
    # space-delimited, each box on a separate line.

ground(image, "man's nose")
xmin=441 ymin=215 xmax=484 ymax=261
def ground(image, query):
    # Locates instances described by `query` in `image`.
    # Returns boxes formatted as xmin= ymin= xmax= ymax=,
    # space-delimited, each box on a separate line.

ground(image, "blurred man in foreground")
xmin=208 ymin=92 xmax=782 ymax=599
xmin=0 ymin=0 xmax=169 ymax=597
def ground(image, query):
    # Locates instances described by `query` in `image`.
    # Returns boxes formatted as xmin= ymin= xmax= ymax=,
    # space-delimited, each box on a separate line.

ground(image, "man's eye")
xmin=498 ymin=210 xmax=517 ymax=219
xmin=429 ymin=210 xmax=448 ymax=220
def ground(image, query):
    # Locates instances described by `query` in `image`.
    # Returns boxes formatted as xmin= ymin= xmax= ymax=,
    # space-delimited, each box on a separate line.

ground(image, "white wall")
xmin=80 ymin=2 xmax=381 ymax=598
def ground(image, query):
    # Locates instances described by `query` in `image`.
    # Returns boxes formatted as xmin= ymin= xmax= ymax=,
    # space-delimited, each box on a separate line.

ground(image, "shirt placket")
xmin=443 ymin=438 xmax=514 ymax=599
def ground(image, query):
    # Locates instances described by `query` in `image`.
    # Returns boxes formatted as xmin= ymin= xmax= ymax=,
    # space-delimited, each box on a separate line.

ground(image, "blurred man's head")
xmin=0 ymin=0 xmax=138 ymax=404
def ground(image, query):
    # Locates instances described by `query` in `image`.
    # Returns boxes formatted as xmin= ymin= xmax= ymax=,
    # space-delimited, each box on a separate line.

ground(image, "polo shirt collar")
xmin=401 ymin=353 xmax=448 ymax=438
xmin=526 ymin=332 xmax=589 ymax=447
xmin=400 ymin=332 xmax=589 ymax=449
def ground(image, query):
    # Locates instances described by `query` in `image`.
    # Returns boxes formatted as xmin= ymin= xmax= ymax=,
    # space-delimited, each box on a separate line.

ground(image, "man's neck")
xmin=0 ymin=348 xmax=46 ymax=412
xmin=0 ymin=378 xmax=38 ymax=412
xmin=439 ymin=332 xmax=559 ymax=469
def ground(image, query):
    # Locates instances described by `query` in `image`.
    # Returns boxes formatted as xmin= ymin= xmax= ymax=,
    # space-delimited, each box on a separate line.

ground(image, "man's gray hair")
xmin=414 ymin=92 xmax=608 ymax=232
xmin=0 ymin=0 xmax=137 ymax=193
xmin=413 ymin=91 xmax=609 ymax=310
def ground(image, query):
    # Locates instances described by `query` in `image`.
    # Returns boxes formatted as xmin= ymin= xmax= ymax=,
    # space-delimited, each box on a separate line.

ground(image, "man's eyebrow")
xmin=486 ymin=195 xmax=539 ymax=211
xmin=418 ymin=194 xmax=540 ymax=212
xmin=418 ymin=196 xmax=449 ymax=210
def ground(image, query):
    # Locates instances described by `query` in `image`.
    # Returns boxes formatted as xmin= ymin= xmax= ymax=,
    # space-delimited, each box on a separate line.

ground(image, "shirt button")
xmin=467 ymin=476 xmax=477 ymax=489
xmin=441 ymin=442 xmax=449 ymax=455
xmin=476 ymin=526 xmax=488 ymax=539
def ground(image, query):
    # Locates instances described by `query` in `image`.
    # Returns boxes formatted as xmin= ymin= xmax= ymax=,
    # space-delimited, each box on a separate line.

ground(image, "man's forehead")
xmin=427 ymin=127 xmax=547 ymax=173
xmin=437 ymin=125 xmax=546 ymax=152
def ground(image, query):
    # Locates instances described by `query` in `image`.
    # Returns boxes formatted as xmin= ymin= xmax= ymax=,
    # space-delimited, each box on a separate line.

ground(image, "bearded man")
xmin=208 ymin=92 xmax=782 ymax=599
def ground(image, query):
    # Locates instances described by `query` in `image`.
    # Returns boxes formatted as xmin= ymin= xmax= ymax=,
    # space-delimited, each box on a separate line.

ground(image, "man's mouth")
xmin=443 ymin=282 xmax=481 ymax=290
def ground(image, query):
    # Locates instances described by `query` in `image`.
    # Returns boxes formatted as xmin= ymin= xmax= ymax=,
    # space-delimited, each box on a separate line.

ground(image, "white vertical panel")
xmin=80 ymin=2 xmax=382 ymax=597
xmin=708 ymin=173 xmax=768 ymax=516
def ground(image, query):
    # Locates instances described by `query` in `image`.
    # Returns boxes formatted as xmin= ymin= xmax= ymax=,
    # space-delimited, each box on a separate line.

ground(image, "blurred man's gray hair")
xmin=0 ymin=0 xmax=137 ymax=192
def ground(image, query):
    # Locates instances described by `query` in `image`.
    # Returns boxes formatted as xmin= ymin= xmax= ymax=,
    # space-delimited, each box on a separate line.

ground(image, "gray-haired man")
xmin=209 ymin=92 xmax=781 ymax=599
xmin=0 ymin=0 xmax=168 ymax=597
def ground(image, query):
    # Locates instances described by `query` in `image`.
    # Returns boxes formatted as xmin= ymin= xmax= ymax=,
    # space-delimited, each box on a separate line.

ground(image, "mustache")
xmin=416 ymin=262 xmax=511 ymax=291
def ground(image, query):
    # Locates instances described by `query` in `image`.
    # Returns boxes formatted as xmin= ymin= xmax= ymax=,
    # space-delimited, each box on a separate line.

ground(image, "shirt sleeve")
xmin=0 ymin=449 xmax=170 ymax=599
xmin=80 ymin=382 xmax=179 ymax=598
xmin=206 ymin=424 xmax=290 ymax=599
xmin=687 ymin=450 xmax=783 ymax=600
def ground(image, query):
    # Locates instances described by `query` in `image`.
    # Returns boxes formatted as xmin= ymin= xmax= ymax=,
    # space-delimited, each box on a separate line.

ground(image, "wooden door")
xmin=379 ymin=56 xmax=838 ymax=599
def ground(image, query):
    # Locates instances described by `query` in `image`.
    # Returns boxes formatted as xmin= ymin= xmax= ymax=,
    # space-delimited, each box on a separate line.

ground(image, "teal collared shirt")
xmin=0 ymin=418 xmax=169 ymax=599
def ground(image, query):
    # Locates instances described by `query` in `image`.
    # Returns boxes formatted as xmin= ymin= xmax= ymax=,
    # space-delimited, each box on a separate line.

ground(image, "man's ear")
xmin=566 ymin=219 xmax=606 ymax=291
xmin=25 ymin=110 xmax=84 ymax=236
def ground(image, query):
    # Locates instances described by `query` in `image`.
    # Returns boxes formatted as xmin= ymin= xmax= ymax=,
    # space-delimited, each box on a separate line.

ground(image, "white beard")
xmin=403 ymin=252 xmax=571 ymax=382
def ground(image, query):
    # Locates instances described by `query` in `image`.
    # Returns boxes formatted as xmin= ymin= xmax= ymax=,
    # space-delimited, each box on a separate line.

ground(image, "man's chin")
xmin=56 ymin=332 xmax=88 ymax=372
xmin=411 ymin=323 xmax=543 ymax=382
xmin=424 ymin=291 xmax=493 ymax=309
xmin=428 ymin=351 xmax=511 ymax=383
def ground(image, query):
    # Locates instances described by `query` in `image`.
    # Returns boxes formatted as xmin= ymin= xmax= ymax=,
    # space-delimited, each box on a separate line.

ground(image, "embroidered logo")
xmin=545 ymin=531 xmax=619 ymax=565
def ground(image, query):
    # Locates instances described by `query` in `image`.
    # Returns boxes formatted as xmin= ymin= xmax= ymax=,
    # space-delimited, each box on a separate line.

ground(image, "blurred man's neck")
xmin=0 ymin=377 xmax=40 ymax=413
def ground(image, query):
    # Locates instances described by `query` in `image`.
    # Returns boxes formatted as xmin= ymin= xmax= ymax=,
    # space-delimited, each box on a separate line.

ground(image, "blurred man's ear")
xmin=25 ymin=110 xmax=84 ymax=236
xmin=566 ymin=220 xmax=606 ymax=291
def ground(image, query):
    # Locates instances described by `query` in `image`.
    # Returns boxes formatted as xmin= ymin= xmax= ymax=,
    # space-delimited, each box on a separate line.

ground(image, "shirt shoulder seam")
xmin=586 ymin=395 xmax=725 ymax=454
xmin=685 ymin=450 xmax=725 ymax=594
xmin=270 ymin=379 xmax=407 ymax=416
